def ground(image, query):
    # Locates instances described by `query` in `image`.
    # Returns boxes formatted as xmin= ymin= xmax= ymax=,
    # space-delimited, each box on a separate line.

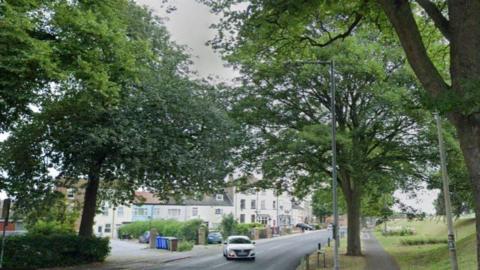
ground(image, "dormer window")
xmin=216 ymin=194 xmax=224 ymax=201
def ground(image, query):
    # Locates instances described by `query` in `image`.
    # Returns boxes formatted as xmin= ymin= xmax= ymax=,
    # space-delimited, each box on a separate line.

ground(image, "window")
xmin=279 ymin=205 xmax=284 ymax=210
xmin=134 ymin=207 xmax=147 ymax=216
xmin=168 ymin=209 xmax=181 ymax=217
xmin=240 ymin=214 xmax=245 ymax=223
xmin=251 ymin=200 xmax=256 ymax=209
xmin=97 ymin=226 xmax=102 ymax=233
xmin=240 ymin=199 xmax=246 ymax=210
xmin=117 ymin=207 xmax=124 ymax=217
xmin=67 ymin=188 xmax=75 ymax=199
xmin=251 ymin=214 xmax=255 ymax=223
xmin=273 ymin=200 xmax=276 ymax=209
xmin=259 ymin=216 xmax=268 ymax=225
xmin=215 ymin=208 xmax=222 ymax=215
xmin=104 ymin=224 xmax=111 ymax=233
xmin=261 ymin=200 xmax=266 ymax=210
xmin=192 ymin=207 xmax=198 ymax=216
xmin=154 ymin=208 xmax=161 ymax=217
xmin=216 ymin=194 xmax=224 ymax=201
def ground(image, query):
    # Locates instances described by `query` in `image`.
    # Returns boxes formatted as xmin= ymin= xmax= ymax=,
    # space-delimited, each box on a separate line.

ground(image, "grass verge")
xmin=375 ymin=217 xmax=476 ymax=270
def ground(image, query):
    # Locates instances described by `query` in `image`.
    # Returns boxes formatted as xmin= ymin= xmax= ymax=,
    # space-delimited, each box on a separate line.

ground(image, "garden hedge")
xmin=1 ymin=234 xmax=110 ymax=269
xmin=118 ymin=219 xmax=203 ymax=241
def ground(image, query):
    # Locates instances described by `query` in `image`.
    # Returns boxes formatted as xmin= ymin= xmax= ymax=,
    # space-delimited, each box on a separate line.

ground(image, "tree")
xmin=0 ymin=0 xmax=57 ymax=132
xmin=211 ymin=27 xmax=433 ymax=255
xmin=202 ymin=0 xmax=480 ymax=265
xmin=1 ymin=1 xmax=239 ymax=237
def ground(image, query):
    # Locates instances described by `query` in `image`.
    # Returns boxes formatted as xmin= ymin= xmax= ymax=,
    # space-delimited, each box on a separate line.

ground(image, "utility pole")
xmin=434 ymin=113 xmax=459 ymax=270
xmin=285 ymin=60 xmax=338 ymax=269
xmin=329 ymin=61 xmax=339 ymax=270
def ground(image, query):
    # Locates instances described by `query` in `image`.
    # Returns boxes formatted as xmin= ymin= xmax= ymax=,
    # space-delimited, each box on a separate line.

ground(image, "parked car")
xmin=208 ymin=231 xmax=223 ymax=244
xmin=296 ymin=223 xmax=314 ymax=231
xmin=139 ymin=231 xmax=151 ymax=244
xmin=223 ymin=235 xmax=256 ymax=260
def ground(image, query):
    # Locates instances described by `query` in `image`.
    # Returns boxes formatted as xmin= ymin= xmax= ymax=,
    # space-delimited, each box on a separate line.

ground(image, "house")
xmin=229 ymin=187 xmax=294 ymax=228
xmin=0 ymin=199 xmax=25 ymax=233
xmin=93 ymin=191 xmax=234 ymax=238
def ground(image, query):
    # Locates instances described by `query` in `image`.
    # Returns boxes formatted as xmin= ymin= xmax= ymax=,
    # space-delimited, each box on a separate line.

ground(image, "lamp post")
xmin=286 ymin=60 xmax=338 ymax=269
xmin=434 ymin=113 xmax=458 ymax=270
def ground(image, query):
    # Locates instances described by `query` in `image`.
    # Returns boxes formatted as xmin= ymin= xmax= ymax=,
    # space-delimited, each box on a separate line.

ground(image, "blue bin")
xmin=156 ymin=236 xmax=169 ymax=249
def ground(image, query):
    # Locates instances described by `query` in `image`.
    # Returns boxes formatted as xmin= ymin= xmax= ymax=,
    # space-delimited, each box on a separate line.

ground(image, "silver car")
xmin=223 ymin=235 xmax=256 ymax=260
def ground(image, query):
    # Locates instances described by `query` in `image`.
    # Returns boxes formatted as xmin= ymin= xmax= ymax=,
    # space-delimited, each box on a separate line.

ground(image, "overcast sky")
xmin=135 ymin=0 xmax=236 ymax=81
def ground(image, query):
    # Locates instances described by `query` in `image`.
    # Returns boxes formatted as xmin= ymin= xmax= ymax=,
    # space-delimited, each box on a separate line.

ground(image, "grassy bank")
xmin=375 ymin=217 xmax=476 ymax=269
xmin=298 ymin=238 xmax=367 ymax=270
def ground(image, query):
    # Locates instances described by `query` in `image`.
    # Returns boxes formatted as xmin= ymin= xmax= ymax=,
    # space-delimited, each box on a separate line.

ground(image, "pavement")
xmin=362 ymin=230 xmax=400 ymax=270
xmin=62 ymin=230 xmax=334 ymax=270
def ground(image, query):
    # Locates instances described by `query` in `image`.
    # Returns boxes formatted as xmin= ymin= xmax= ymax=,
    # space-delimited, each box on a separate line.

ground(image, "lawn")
xmin=375 ymin=217 xmax=476 ymax=270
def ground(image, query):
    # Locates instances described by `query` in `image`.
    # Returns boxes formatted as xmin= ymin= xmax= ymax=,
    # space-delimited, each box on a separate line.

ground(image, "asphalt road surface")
xmin=161 ymin=230 xmax=333 ymax=270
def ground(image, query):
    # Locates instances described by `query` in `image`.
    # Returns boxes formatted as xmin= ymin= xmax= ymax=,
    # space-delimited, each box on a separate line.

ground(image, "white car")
xmin=223 ymin=235 xmax=256 ymax=260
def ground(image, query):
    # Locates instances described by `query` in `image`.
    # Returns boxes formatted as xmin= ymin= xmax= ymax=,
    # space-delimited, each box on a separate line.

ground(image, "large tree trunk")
xmin=345 ymin=189 xmax=362 ymax=256
xmin=455 ymin=116 xmax=480 ymax=267
xmin=78 ymin=164 xmax=101 ymax=237
xmin=339 ymin=169 xmax=362 ymax=256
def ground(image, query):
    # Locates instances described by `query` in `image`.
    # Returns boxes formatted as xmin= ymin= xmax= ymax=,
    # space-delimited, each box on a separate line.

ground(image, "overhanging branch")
xmin=416 ymin=0 xmax=450 ymax=40
xmin=299 ymin=13 xmax=363 ymax=47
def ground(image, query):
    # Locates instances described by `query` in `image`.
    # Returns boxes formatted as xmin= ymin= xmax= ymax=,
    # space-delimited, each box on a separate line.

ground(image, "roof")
xmin=134 ymin=191 xmax=233 ymax=207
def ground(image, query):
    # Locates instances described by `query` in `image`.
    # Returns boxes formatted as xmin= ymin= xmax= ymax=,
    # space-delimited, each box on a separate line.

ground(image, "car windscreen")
xmin=229 ymin=238 xmax=251 ymax=244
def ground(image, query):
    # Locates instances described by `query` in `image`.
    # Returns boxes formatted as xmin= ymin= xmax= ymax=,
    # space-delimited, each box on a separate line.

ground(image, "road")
xmin=161 ymin=230 xmax=333 ymax=270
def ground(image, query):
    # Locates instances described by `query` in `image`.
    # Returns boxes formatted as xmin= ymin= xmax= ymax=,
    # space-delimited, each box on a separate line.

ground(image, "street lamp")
xmin=286 ymin=60 xmax=339 ymax=270
xmin=434 ymin=113 xmax=459 ymax=270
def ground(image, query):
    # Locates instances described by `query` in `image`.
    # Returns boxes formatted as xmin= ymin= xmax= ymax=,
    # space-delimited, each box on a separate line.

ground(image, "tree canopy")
xmin=1 ymin=0 xmax=240 ymax=236
xmin=209 ymin=23 xmax=434 ymax=254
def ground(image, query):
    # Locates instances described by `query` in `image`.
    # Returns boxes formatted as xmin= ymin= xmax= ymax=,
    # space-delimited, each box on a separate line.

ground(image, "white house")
xmin=94 ymin=191 xmax=234 ymax=238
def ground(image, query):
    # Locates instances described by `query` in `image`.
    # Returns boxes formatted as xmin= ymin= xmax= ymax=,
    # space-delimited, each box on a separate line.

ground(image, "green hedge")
xmin=1 ymin=234 xmax=110 ymax=269
xmin=118 ymin=219 xmax=203 ymax=241
xmin=400 ymin=237 xmax=448 ymax=246
xmin=178 ymin=241 xmax=194 ymax=252
xmin=382 ymin=228 xmax=415 ymax=236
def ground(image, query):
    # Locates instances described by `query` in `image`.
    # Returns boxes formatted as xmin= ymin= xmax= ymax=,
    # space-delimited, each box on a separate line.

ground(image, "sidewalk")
xmin=362 ymin=230 xmax=400 ymax=270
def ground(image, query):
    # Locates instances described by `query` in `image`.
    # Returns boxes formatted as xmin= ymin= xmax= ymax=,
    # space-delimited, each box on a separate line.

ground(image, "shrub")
xmin=118 ymin=219 xmax=204 ymax=241
xmin=235 ymin=223 xmax=252 ymax=236
xmin=382 ymin=228 xmax=415 ymax=236
xmin=28 ymin=220 xmax=76 ymax=236
xmin=400 ymin=238 xmax=448 ymax=246
xmin=178 ymin=241 xmax=194 ymax=252
xmin=219 ymin=214 xmax=237 ymax=237
xmin=1 ymin=234 xmax=110 ymax=269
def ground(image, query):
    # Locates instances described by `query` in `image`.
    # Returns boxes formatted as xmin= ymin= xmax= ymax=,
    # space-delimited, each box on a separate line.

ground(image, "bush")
xmin=235 ymin=223 xmax=252 ymax=236
xmin=219 ymin=213 xmax=237 ymax=237
xmin=28 ymin=220 xmax=76 ymax=236
xmin=1 ymin=234 xmax=110 ymax=269
xmin=118 ymin=219 xmax=204 ymax=241
xmin=382 ymin=228 xmax=415 ymax=236
xmin=400 ymin=238 xmax=448 ymax=246
xmin=178 ymin=241 xmax=194 ymax=252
